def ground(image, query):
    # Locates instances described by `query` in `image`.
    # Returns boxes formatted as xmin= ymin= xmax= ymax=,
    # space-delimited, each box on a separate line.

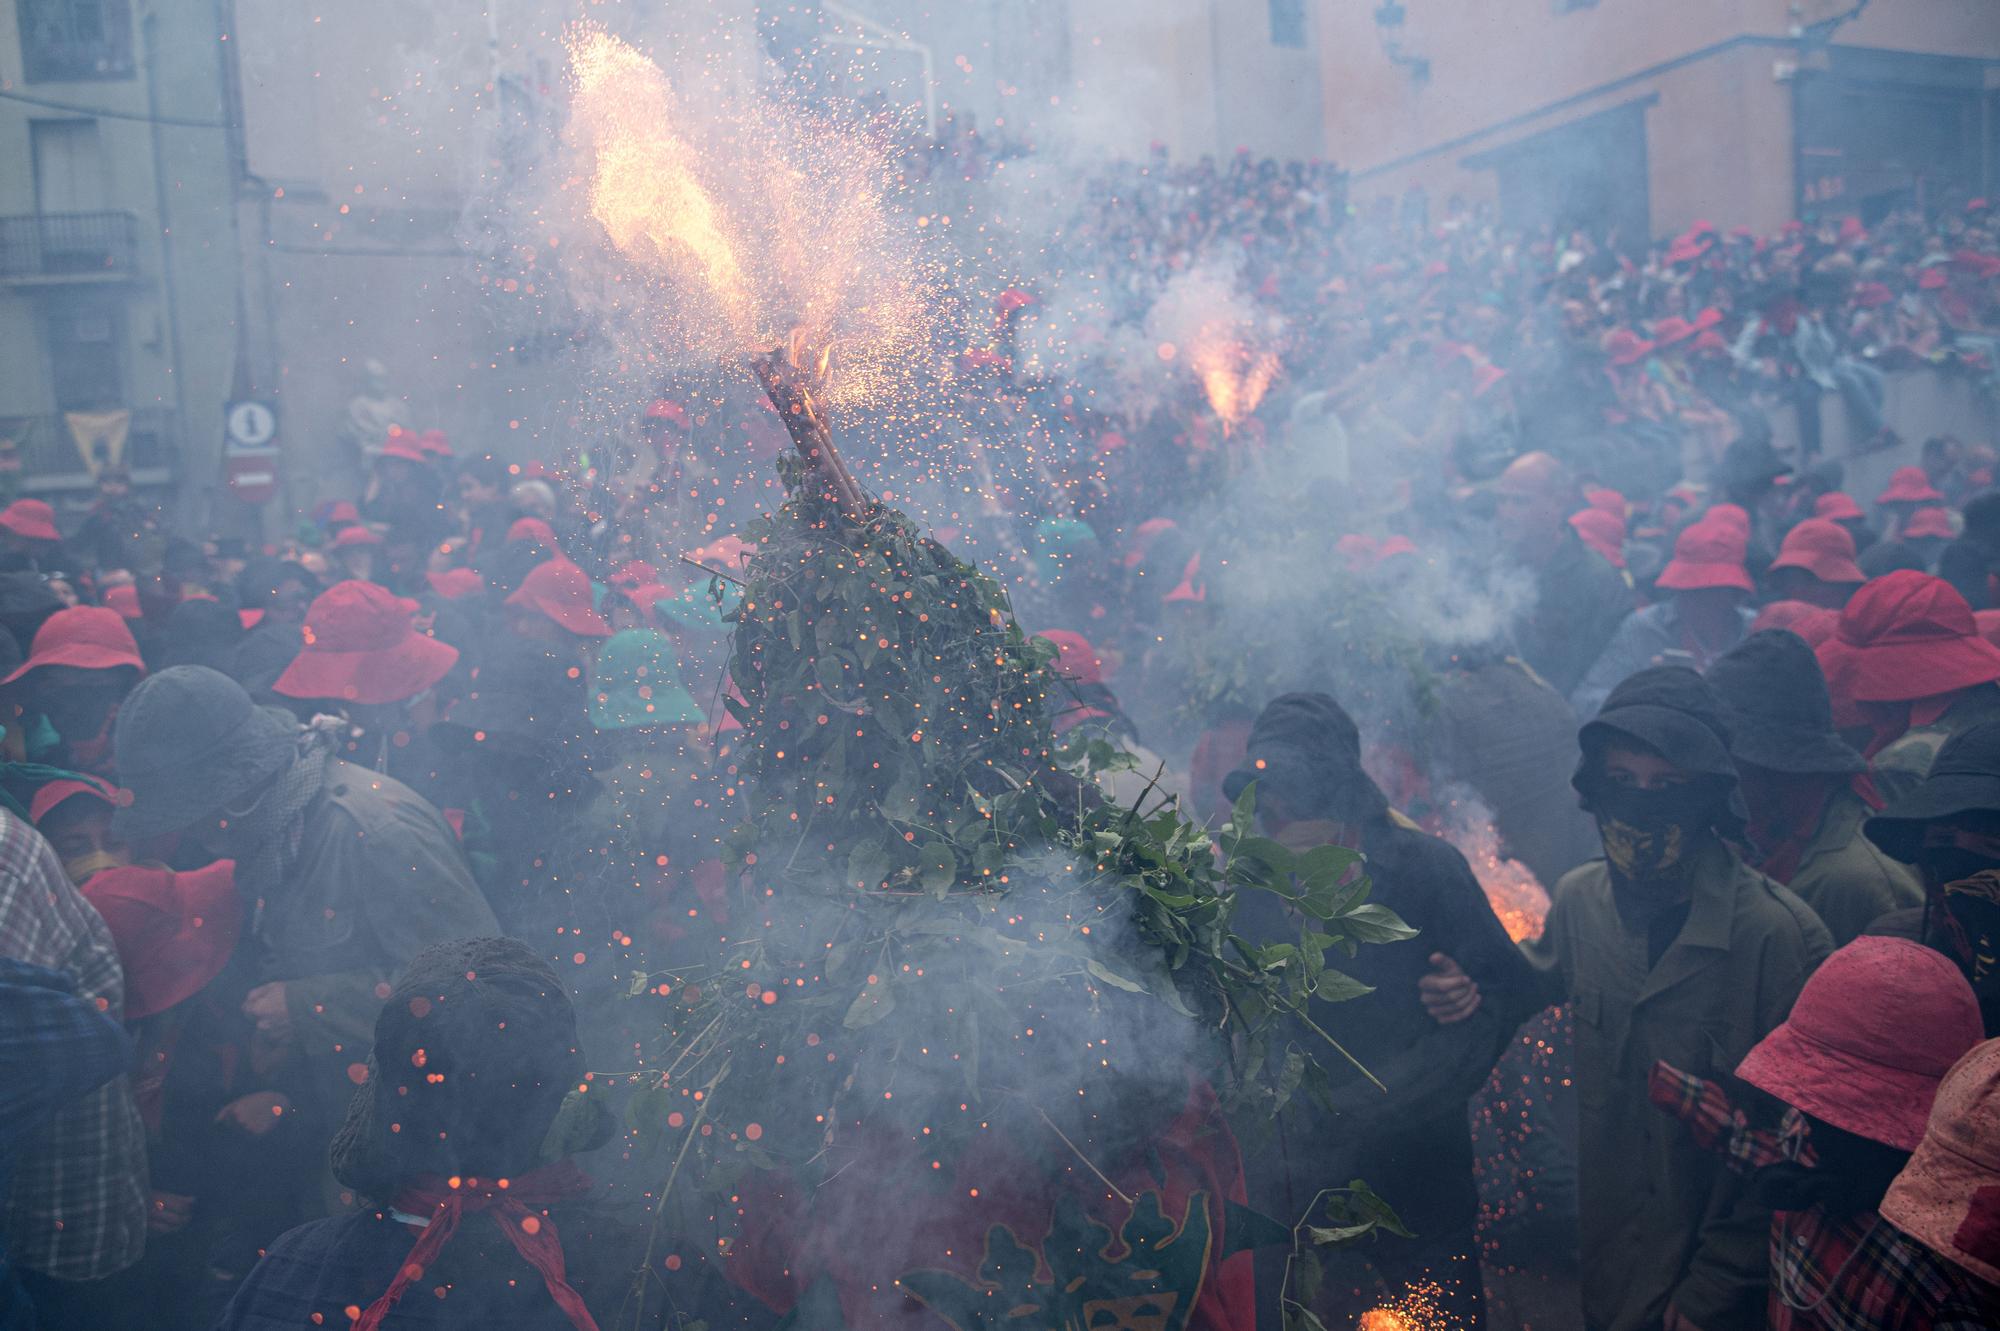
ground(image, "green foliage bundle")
xmin=620 ymin=442 xmax=1414 ymax=1318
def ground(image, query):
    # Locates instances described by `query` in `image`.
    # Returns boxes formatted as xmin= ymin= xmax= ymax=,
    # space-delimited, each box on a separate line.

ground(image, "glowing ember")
xmin=1359 ymin=1279 xmax=1463 ymax=1330
xmin=1447 ymin=816 xmax=1549 ymax=943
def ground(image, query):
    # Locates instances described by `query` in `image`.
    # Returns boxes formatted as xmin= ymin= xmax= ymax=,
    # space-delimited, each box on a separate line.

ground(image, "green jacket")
xmin=1510 ymin=845 xmax=1831 ymax=1331
xmin=257 ymin=759 xmax=498 ymax=1125
xmin=1784 ymin=788 xmax=1923 ymax=946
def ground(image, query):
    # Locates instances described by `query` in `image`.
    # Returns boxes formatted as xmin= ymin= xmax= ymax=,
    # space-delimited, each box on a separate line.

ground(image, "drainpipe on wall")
xmin=140 ymin=3 xmax=194 ymax=528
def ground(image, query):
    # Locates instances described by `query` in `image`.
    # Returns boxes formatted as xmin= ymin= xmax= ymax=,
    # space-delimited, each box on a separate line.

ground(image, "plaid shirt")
xmin=1650 ymin=1062 xmax=2000 ymax=1331
xmin=0 ymin=811 xmax=147 ymax=1280
xmin=1771 ymin=1212 xmax=2000 ymax=1331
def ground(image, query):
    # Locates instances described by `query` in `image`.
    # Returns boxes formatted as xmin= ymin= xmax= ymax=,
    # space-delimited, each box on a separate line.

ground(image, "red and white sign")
xmin=226 ymin=451 xmax=280 ymax=504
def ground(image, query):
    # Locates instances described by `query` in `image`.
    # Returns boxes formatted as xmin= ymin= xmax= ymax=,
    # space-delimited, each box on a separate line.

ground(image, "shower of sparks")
xmin=564 ymin=26 xmax=940 ymax=414
xmin=1361 ymin=1280 xmax=1461 ymax=1331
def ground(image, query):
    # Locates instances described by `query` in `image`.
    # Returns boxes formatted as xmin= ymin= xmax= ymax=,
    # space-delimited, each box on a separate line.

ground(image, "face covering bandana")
xmin=61 ymin=849 xmax=128 ymax=885
xmin=1926 ymin=868 xmax=2000 ymax=1034
xmin=1593 ymin=782 xmax=1716 ymax=882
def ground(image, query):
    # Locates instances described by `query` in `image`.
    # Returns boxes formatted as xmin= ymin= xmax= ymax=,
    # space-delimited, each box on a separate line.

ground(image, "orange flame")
xmin=562 ymin=27 xmax=936 ymax=413
xmin=1447 ymin=816 xmax=1549 ymax=943
xmin=569 ymin=30 xmax=757 ymax=343
xmin=1189 ymin=326 xmax=1279 ymax=430
xmin=1359 ymin=1312 xmax=1411 ymax=1331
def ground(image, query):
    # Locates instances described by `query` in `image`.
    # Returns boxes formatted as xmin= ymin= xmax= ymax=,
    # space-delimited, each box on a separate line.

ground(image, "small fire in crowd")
xmin=1447 ymin=813 xmax=1549 ymax=943
xmin=1359 ymin=1279 xmax=1461 ymax=1330
xmin=1190 ymin=330 xmax=1281 ymax=431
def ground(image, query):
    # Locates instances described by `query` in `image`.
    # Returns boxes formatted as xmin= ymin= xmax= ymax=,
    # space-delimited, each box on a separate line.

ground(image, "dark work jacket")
xmin=1237 ymin=811 xmax=1533 ymax=1239
xmin=255 ymin=760 xmax=497 ymax=1175
xmin=1514 ymin=529 xmax=1633 ymax=699
xmin=1499 ymin=845 xmax=1832 ymax=1331
xmin=1937 ymin=535 xmax=1998 ymax=610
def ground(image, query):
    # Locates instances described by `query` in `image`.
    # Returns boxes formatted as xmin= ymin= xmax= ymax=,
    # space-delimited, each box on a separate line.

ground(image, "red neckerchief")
xmin=1748 ymin=780 xmax=1832 ymax=885
xmin=1859 ymin=692 xmax=1957 ymax=759
xmin=357 ymin=1159 xmax=598 ymax=1331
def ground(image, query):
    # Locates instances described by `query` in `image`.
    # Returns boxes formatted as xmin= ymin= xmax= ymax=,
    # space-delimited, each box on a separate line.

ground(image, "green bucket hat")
xmin=590 ymin=629 xmax=703 ymax=730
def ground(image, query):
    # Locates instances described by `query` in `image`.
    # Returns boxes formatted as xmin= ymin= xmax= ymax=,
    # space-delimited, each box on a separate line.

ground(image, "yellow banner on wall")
xmin=66 ymin=409 xmax=130 ymax=476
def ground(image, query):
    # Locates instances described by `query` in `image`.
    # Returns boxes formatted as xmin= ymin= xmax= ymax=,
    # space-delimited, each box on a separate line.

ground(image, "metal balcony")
xmin=0 ymin=212 xmax=140 ymax=283
xmin=0 ymin=408 xmax=178 ymax=494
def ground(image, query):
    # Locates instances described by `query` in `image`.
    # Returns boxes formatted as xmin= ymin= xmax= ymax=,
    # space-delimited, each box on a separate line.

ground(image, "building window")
xmin=1269 ymin=0 xmax=1307 ymax=48
xmin=44 ymin=301 xmax=125 ymax=410
xmin=18 ymin=0 xmax=135 ymax=83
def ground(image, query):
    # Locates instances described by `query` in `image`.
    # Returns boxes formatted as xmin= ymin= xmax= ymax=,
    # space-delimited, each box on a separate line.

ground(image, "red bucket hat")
xmin=333 ymin=524 xmax=384 ymax=549
xmin=1568 ymin=508 xmax=1626 ymax=568
xmin=645 ymin=398 xmax=689 ymax=431
xmin=1903 ymin=507 xmax=1957 ymax=541
xmin=1120 ymin=517 xmax=1178 ymax=569
xmin=1751 ymin=600 xmax=1839 ymax=649
xmin=1654 ymin=519 xmax=1752 ymax=593
xmin=1814 ymin=491 xmax=1866 ymax=522
xmin=326 ymin=500 xmax=361 ymax=528
xmin=273 ymin=580 xmax=459 ymax=705
xmin=29 ymin=774 xmax=121 ymax=828
xmin=1036 ymin=629 xmax=1107 ymax=685
xmin=81 ymin=861 xmax=241 ymax=1020
xmin=377 ymin=427 xmax=428 ymax=464
xmin=1164 ymin=553 xmax=1206 ymax=604
xmin=2 ymin=606 xmax=147 ymax=688
xmin=1816 ymin=571 xmax=2000 ymax=705
xmin=0 ymin=499 xmax=61 ymax=543
xmin=1602 ymin=329 xmax=1653 ymax=366
xmin=506 ymin=516 xmax=557 ymax=547
xmin=1584 ymin=486 xmax=1626 ymax=517
xmin=1881 ymin=1038 xmax=2000 ymax=1286
xmin=417 ymin=428 xmax=453 ymax=458
xmin=1879 ymin=466 xmax=1944 ymax=505
xmin=506 ymin=559 xmax=612 ymax=638
xmin=103 ymin=585 xmax=141 ymax=621
xmin=1736 ymin=937 xmax=1983 ymax=1152
xmin=1651 ymin=315 xmax=1700 ymax=347
xmin=1770 ymin=518 xmax=1865 ymax=585
xmin=1706 ymin=502 xmax=1752 ymax=538
xmin=425 ymin=568 xmax=485 ymax=600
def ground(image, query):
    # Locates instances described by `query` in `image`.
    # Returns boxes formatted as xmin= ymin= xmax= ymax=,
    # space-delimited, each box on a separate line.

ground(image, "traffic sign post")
xmin=226 ymin=400 xmax=278 ymax=451
xmin=224 ymin=400 xmax=281 ymax=507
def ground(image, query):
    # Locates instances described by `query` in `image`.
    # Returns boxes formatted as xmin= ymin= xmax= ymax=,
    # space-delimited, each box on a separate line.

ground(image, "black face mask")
xmin=1918 ymin=847 xmax=2000 ymax=896
xmin=1591 ymin=781 xmax=1719 ymax=882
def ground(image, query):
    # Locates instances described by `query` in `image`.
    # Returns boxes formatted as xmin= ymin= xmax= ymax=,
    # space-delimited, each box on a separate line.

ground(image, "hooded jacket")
xmin=1490 ymin=670 xmax=1834 ymax=1331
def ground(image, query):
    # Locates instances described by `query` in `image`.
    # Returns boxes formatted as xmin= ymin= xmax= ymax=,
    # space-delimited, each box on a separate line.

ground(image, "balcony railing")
xmin=0 ymin=408 xmax=178 ymax=493
xmin=0 ymin=212 xmax=139 ymax=282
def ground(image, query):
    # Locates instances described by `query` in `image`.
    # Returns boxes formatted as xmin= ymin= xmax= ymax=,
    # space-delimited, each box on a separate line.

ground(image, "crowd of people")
xmin=2 ymin=132 xmax=2000 ymax=1331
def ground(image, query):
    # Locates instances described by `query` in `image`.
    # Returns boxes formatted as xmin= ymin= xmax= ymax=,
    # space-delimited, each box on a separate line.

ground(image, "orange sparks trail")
xmin=1447 ymin=816 xmax=1550 ymax=943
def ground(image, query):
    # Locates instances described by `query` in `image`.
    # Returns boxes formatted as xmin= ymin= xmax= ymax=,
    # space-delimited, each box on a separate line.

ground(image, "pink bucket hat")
xmin=1881 ymin=1038 xmax=2000 ymax=1286
xmin=1736 ymin=937 xmax=1983 ymax=1151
